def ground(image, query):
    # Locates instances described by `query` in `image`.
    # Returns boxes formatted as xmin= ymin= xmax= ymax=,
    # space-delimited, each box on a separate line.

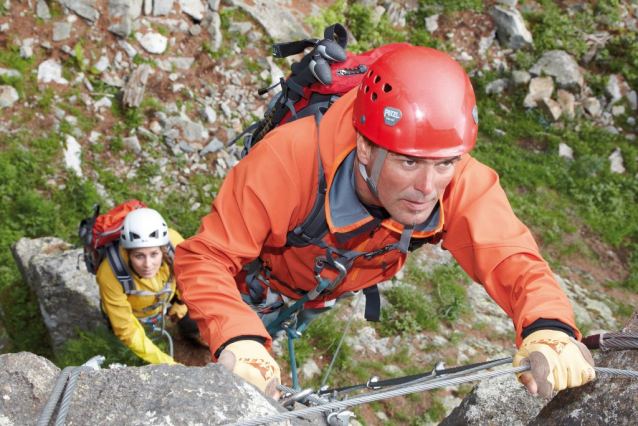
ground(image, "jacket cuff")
xmin=522 ymin=318 xmax=576 ymax=340
xmin=214 ymin=335 xmax=268 ymax=359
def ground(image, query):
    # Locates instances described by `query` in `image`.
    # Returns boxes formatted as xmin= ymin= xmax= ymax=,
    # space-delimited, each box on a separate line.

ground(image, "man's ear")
xmin=356 ymin=132 xmax=373 ymax=166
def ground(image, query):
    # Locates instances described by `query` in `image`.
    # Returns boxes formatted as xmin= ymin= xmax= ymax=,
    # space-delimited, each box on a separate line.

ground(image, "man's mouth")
xmin=403 ymin=199 xmax=433 ymax=210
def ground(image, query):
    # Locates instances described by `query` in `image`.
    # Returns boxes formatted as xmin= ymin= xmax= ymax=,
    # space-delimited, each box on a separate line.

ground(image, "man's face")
xmin=356 ymin=135 xmax=460 ymax=226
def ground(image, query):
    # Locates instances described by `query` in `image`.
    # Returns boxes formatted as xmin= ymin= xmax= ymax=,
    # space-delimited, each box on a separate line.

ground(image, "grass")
xmin=471 ymin=69 xmax=638 ymax=290
xmin=376 ymin=261 xmax=470 ymax=337
xmin=56 ymin=325 xmax=147 ymax=368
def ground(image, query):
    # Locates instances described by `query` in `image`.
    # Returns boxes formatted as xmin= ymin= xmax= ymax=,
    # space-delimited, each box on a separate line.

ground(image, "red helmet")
xmin=352 ymin=45 xmax=478 ymax=158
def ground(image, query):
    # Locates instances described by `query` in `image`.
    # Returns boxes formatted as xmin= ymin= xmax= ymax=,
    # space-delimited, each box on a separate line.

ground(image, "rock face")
xmin=0 ymin=352 xmax=59 ymax=426
xmin=0 ymin=352 xmax=324 ymax=425
xmin=11 ymin=238 xmax=106 ymax=352
xmin=440 ymin=373 xmax=546 ymax=426
xmin=529 ymin=310 xmax=638 ymax=425
xmin=439 ymin=310 xmax=638 ymax=424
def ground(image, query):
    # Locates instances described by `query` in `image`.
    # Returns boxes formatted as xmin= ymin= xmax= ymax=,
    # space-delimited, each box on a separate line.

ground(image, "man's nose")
xmin=414 ymin=165 xmax=435 ymax=195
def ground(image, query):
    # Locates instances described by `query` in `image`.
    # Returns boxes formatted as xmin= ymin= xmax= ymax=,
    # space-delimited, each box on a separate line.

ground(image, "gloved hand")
xmin=167 ymin=302 xmax=188 ymax=322
xmin=218 ymin=340 xmax=281 ymax=399
xmin=514 ymin=329 xmax=595 ymax=398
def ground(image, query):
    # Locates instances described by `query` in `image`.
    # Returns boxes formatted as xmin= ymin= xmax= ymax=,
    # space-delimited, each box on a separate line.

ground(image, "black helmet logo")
xmin=383 ymin=107 xmax=402 ymax=126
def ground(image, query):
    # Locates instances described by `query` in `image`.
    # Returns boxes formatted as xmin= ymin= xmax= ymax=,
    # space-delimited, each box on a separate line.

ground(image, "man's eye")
xmin=403 ymin=160 xmax=417 ymax=167
xmin=437 ymin=160 xmax=456 ymax=169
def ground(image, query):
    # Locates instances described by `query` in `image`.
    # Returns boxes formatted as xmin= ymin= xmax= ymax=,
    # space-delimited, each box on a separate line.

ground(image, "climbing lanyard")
xmin=266 ymin=260 xmax=348 ymax=390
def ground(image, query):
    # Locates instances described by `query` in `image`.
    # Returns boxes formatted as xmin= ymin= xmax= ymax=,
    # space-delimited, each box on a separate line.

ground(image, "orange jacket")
xmin=174 ymin=89 xmax=579 ymax=357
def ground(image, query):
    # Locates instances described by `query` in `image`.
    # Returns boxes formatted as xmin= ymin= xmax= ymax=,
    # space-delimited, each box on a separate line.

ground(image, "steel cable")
xmin=600 ymin=332 xmax=638 ymax=350
xmin=228 ymin=364 xmax=638 ymax=426
xmin=225 ymin=366 xmax=530 ymax=426
xmin=320 ymin=291 xmax=363 ymax=389
xmin=36 ymin=367 xmax=74 ymax=426
xmin=53 ymin=366 xmax=92 ymax=426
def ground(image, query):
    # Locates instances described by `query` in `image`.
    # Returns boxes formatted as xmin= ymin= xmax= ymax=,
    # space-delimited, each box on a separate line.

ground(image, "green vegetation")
xmin=471 ymin=68 xmax=638 ymax=290
xmin=523 ymin=0 xmax=594 ymax=59
xmin=419 ymin=0 xmax=484 ymax=13
xmin=56 ymin=325 xmax=147 ymax=368
xmin=376 ymin=261 xmax=470 ymax=337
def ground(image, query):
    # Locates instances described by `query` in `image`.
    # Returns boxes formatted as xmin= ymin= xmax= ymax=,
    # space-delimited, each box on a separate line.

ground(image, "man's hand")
xmin=218 ymin=340 xmax=281 ymax=400
xmin=514 ymin=329 xmax=595 ymax=398
xmin=166 ymin=302 xmax=188 ymax=322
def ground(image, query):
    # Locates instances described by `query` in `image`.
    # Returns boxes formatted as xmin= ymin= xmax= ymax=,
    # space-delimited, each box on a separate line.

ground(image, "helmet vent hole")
xmin=382 ymin=83 xmax=392 ymax=93
xmin=367 ymin=70 xmax=373 ymax=78
xmin=364 ymin=85 xmax=370 ymax=93
xmin=130 ymin=232 xmax=140 ymax=241
xmin=374 ymin=75 xmax=381 ymax=84
xmin=372 ymin=92 xmax=377 ymax=101
xmin=149 ymin=231 xmax=158 ymax=239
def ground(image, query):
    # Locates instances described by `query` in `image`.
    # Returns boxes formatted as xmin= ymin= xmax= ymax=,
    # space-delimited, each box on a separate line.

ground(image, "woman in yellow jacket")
xmin=97 ymin=207 xmax=205 ymax=364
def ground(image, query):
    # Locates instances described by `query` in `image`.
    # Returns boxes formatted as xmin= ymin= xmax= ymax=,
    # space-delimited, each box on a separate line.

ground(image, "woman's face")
xmin=129 ymin=247 xmax=163 ymax=279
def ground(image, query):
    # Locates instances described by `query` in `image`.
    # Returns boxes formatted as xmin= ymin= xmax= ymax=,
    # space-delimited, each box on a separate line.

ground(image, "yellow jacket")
xmin=97 ymin=228 xmax=184 ymax=364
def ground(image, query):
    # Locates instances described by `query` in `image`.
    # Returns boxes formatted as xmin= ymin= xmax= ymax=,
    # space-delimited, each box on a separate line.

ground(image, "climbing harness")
xmin=36 ymin=355 xmax=105 ymax=426
xmin=139 ymin=304 xmax=174 ymax=358
xmin=264 ymin=259 xmax=347 ymax=390
xmin=222 ymin=331 xmax=638 ymax=426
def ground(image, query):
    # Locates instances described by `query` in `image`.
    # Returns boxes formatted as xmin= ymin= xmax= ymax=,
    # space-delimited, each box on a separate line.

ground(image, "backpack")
xmin=78 ymin=200 xmax=175 ymax=295
xmin=233 ymin=23 xmax=410 ymax=156
xmin=233 ymin=24 xmax=418 ymax=323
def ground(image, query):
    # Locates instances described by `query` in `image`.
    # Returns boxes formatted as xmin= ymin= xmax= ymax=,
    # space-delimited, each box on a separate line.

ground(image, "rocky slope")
xmin=1 ymin=0 xmax=638 ymax=424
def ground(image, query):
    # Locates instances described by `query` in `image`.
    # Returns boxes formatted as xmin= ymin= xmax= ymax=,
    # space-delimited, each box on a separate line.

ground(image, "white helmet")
xmin=120 ymin=208 xmax=170 ymax=249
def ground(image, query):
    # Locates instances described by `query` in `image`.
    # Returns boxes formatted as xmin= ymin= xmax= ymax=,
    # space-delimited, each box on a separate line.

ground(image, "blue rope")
xmin=287 ymin=329 xmax=300 ymax=391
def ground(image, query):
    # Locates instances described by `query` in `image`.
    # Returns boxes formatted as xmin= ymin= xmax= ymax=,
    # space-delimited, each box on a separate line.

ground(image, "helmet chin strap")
xmin=358 ymin=147 xmax=388 ymax=198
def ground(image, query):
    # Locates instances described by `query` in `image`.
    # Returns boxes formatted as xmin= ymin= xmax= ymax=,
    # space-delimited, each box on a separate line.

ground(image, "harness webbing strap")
xmin=105 ymin=241 xmax=135 ymax=294
xmin=286 ymin=112 xmax=328 ymax=248
xmin=362 ymin=285 xmax=381 ymax=322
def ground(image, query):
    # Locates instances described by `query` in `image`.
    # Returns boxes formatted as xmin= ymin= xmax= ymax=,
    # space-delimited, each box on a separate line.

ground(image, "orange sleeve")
xmin=441 ymin=155 xmax=579 ymax=347
xmin=173 ymin=139 xmax=309 ymax=358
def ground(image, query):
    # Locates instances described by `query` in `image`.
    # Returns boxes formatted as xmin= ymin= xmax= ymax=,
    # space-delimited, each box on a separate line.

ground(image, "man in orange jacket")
xmin=174 ymin=46 xmax=595 ymax=400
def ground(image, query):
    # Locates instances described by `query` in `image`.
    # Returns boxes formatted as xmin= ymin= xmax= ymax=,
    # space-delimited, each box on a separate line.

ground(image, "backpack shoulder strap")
xmin=105 ymin=241 xmax=135 ymax=294
xmin=286 ymin=111 xmax=329 ymax=247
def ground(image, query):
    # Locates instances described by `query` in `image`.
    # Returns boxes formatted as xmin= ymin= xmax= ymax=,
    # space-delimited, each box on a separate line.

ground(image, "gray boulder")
xmin=529 ymin=50 xmax=584 ymax=93
xmin=58 ymin=0 xmax=101 ymax=24
xmin=488 ymin=5 xmax=533 ymax=50
xmin=0 ymin=352 xmax=59 ymax=426
xmin=11 ymin=237 xmax=106 ymax=352
xmin=440 ymin=310 xmax=638 ymax=425
xmin=530 ymin=310 xmax=638 ymax=425
xmin=440 ymin=373 xmax=546 ymax=426
xmin=0 ymin=352 xmax=324 ymax=425
xmin=225 ymin=0 xmax=309 ymax=41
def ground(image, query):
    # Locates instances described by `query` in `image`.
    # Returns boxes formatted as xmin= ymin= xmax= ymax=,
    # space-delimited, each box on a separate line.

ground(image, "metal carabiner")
xmin=280 ymin=387 xmax=315 ymax=409
xmin=327 ymin=410 xmax=356 ymax=426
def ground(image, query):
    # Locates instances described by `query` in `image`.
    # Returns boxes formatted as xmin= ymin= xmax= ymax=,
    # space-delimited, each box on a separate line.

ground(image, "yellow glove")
xmin=218 ymin=340 xmax=281 ymax=399
xmin=167 ymin=302 xmax=188 ymax=322
xmin=514 ymin=329 xmax=595 ymax=398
